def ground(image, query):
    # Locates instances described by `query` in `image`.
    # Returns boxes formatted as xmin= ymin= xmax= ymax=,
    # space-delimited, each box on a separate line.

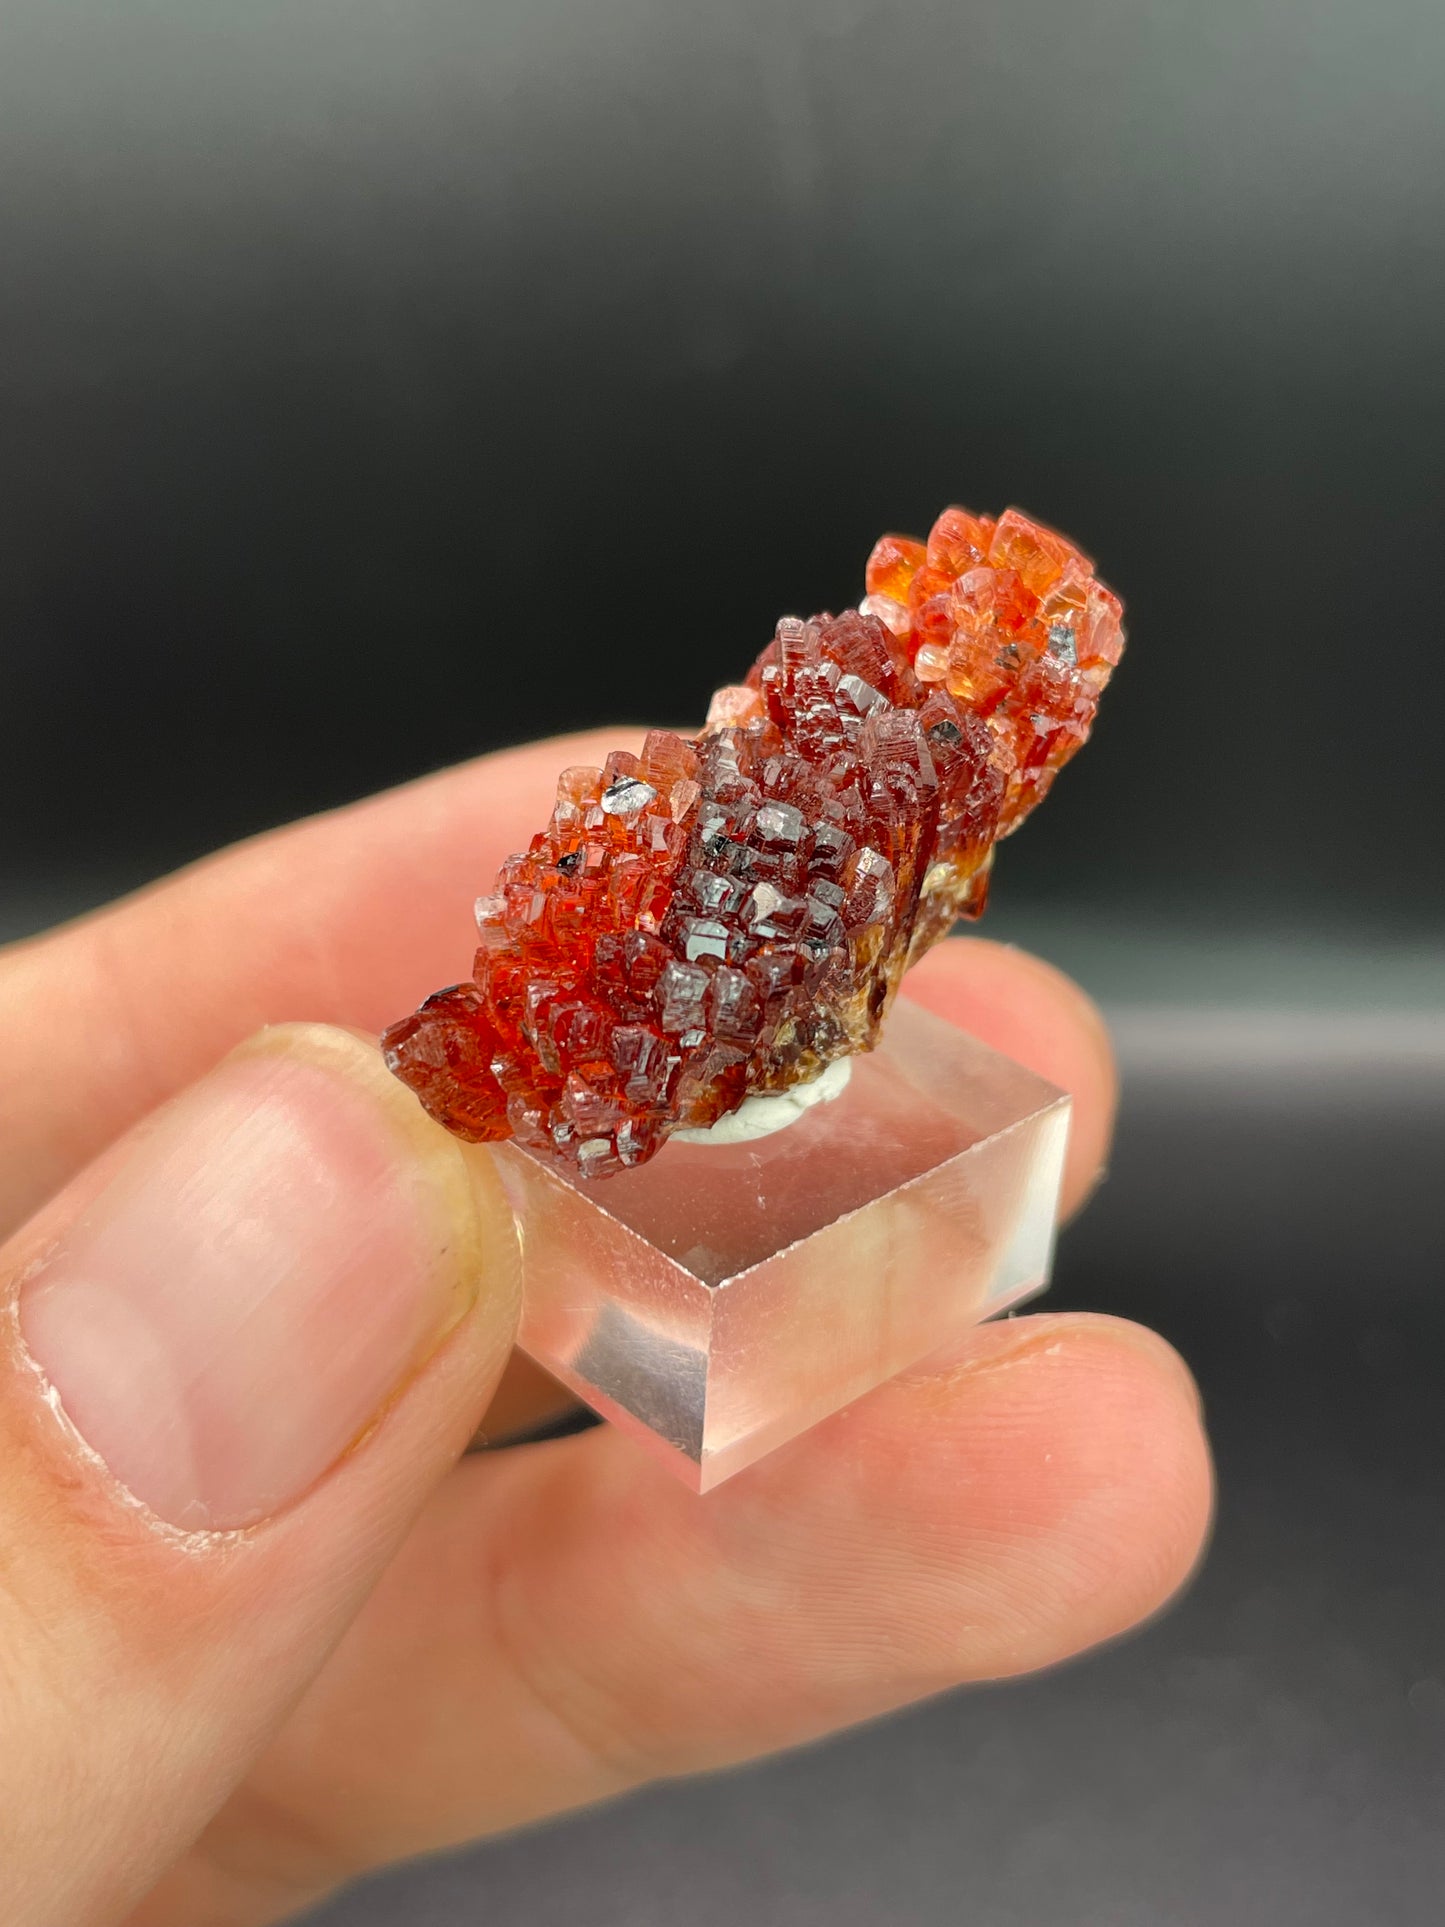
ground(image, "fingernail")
xmin=18 ymin=1025 xmax=512 ymax=1530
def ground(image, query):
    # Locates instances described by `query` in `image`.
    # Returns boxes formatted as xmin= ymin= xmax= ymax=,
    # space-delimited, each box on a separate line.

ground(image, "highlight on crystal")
xmin=382 ymin=506 xmax=1124 ymax=1176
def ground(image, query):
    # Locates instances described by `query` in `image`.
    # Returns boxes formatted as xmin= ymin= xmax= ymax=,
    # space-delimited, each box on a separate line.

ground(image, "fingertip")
xmin=704 ymin=1304 xmax=1212 ymax=1690
xmin=1050 ymin=1312 xmax=1213 ymax=1655
xmin=903 ymin=1309 xmax=1212 ymax=1672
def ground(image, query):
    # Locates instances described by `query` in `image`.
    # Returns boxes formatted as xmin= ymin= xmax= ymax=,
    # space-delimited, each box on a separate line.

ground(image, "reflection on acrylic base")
xmin=495 ymin=998 xmax=1070 ymax=1493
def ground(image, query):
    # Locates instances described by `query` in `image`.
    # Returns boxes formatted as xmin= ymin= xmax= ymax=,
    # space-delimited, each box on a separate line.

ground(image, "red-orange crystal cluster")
xmin=383 ymin=507 xmax=1123 ymax=1176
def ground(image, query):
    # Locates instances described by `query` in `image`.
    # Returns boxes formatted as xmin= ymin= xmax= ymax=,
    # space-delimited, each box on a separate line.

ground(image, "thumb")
xmin=0 ymin=1025 xmax=520 ymax=1926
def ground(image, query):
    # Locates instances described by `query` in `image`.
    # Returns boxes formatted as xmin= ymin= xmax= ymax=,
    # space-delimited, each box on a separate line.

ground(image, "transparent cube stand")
xmin=495 ymin=998 xmax=1070 ymax=1492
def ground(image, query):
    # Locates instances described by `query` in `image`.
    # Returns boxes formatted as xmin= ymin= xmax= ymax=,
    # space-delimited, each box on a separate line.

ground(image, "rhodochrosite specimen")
xmin=384 ymin=507 xmax=1123 ymax=1176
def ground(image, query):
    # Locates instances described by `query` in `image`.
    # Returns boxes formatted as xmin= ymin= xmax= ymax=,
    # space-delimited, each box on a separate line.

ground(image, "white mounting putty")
xmin=671 ymin=1054 xmax=853 ymax=1146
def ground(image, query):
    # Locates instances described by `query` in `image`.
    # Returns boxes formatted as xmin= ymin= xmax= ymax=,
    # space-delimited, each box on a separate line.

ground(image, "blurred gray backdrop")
xmin=1 ymin=1 xmax=1442 ymax=1922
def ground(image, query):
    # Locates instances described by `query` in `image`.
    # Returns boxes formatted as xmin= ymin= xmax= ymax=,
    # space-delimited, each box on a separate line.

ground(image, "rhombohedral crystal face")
xmin=382 ymin=506 xmax=1124 ymax=1176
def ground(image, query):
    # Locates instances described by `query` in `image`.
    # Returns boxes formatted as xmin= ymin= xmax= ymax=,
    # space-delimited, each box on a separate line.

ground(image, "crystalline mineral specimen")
xmin=383 ymin=506 xmax=1124 ymax=1176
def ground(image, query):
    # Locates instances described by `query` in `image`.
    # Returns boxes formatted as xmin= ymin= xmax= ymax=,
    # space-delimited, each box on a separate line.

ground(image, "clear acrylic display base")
xmin=495 ymin=998 xmax=1070 ymax=1492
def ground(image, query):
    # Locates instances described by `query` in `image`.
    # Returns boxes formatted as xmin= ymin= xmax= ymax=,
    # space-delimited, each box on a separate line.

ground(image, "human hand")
xmin=0 ymin=733 xmax=1212 ymax=1926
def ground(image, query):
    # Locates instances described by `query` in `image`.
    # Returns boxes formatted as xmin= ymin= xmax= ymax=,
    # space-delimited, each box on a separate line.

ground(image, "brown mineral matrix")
xmin=383 ymin=507 xmax=1124 ymax=1176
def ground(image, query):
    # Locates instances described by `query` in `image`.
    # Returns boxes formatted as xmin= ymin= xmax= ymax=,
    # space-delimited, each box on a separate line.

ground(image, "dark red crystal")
xmin=383 ymin=507 xmax=1124 ymax=1175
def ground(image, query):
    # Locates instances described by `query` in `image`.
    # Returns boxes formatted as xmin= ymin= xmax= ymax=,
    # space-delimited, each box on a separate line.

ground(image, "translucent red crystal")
xmin=383 ymin=507 xmax=1124 ymax=1176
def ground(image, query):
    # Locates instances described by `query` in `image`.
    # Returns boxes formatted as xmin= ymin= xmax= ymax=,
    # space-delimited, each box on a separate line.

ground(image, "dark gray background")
xmin=1 ymin=0 xmax=1442 ymax=940
xmin=1 ymin=1 xmax=1442 ymax=1922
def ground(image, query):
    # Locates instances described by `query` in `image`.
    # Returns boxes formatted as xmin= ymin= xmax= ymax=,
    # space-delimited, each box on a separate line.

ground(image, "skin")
xmin=0 ymin=733 xmax=1213 ymax=1926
